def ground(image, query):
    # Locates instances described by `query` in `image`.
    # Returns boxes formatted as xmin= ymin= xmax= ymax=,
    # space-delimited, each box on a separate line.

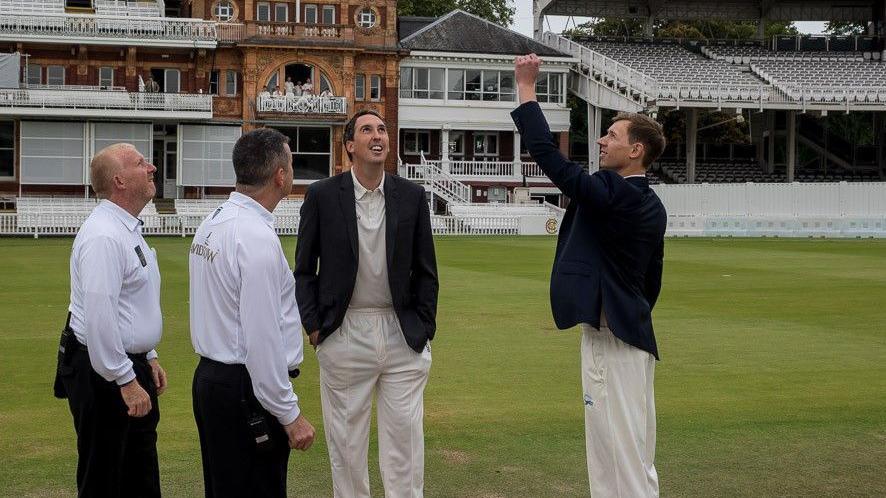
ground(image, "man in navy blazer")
xmin=512 ymin=54 xmax=667 ymax=498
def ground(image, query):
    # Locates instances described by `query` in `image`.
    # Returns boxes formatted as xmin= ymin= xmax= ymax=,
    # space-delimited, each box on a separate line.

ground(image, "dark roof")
xmin=398 ymin=16 xmax=436 ymax=40
xmin=399 ymin=10 xmax=566 ymax=57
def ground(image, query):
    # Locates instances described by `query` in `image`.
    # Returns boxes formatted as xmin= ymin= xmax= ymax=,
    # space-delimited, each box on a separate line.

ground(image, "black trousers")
xmin=192 ymin=357 xmax=290 ymax=498
xmin=60 ymin=348 xmax=161 ymax=498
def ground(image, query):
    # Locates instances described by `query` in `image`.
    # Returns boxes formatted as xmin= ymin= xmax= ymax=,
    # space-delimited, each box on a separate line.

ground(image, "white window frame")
xmin=0 ymin=120 xmax=14 ymax=180
xmin=26 ymin=65 xmax=41 ymax=86
xmin=446 ymin=69 xmax=514 ymax=102
xmin=403 ymin=130 xmax=431 ymax=156
xmin=357 ymin=8 xmax=376 ymax=28
xmin=225 ymin=70 xmax=237 ymax=96
xmin=473 ymin=132 xmax=499 ymax=161
xmin=98 ymin=67 xmax=114 ymax=88
xmin=275 ymin=3 xmax=288 ymax=22
xmin=213 ymin=0 xmax=234 ymax=21
xmin=289 ymin=126 xmax=333 ymax=184
xmin=303 ymin=4 xmax=317 ymax=23
xmin=164 ymin=68 xmax=180 ymax=93
xmin=399 ymin=67 xmax=444 ymax=100
xmin=369 ymin=74 xmax=381 ymax=101
xmin=321 ymin=5 xmax=335 ymax=24
xmin=536 ymin=72 xmax=564 ymax=104
xmin=256 ymin=2 xmax=271 ymax=21
xmin=209 ymin=70 xmax=220 ymax=95
xmin=449 ymin=131 xmax=464 ymax=158
xmin=47 ymin=65 xmax=65 ymax=86
xmin=355 ymin=74 xmax=365 ymax=101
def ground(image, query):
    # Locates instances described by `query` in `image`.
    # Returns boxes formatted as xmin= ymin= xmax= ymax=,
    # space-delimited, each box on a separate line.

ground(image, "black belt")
xmin=198 ymin=356 xmax=299 ymax=379
xmin=67 ymin=332 xmax=149 ymax=363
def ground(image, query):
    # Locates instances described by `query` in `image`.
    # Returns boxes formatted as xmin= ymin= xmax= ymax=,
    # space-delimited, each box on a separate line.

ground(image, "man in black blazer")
xmin=294 ymin=109 xmax=438 ymax=498
xmin=512 ymin=54 xmax=667 ymax=498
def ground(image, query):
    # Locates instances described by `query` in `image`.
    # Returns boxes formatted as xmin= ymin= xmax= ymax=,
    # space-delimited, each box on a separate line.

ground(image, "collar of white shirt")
xmin=623 ymin=174 xmax=647 ymax=179
xmin=99 ymin=199 xmax=142 ymax=233
xmin=353 ymin=170 xmax=385 ymax=200
xmin=228 ymin=191 xmax=276 ymax=228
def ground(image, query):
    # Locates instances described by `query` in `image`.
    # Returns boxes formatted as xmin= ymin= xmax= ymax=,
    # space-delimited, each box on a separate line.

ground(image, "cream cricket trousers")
xmin=317 ymin=308 xmax=432 ymax=498
xmin=581 ymin=324 xmax=659 ymax=498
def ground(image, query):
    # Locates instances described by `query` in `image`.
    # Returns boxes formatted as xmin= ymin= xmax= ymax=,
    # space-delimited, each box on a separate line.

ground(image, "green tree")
xmin=397 ymin=0 xmax=515 ymax=27
xmin=824 ymin=21 xmax=869 ymax=36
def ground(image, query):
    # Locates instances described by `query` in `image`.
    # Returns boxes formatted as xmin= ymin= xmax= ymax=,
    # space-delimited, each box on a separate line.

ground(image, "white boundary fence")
xmin=0 ymin=213 xmax=538 ymax=237
xmin=653 ymin=182 xmax=886 ymax=237
xmin=3 ymin=183 xmax=885 ymax=238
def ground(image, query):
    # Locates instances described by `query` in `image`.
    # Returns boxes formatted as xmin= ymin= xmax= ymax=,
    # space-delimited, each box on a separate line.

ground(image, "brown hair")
xmin=612 ymin=112 xmax=666 ymax=168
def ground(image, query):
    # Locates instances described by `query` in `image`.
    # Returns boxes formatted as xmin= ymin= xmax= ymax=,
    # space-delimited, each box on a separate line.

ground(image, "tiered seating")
xmin=580 ymin=41 xmax=763 ymax=85
xmin=657 ymin=161 xmax=786 ymax=184
xmin=15 ymin=197 xmax=157 ymax=227
xmin=752 ymin=60 xmax=886 ymax=102
xmin=95 ymin=0 xmax=163 ymax=17
xmin=174 ymin=198 xmax=303 ymax=218
xmin=703 ymin=45 xmax=864 ymax=64
xmin=795 ymin=170 xmax=881 ymax=182
xmin=0 ymin=0 xmax=64 ymax=14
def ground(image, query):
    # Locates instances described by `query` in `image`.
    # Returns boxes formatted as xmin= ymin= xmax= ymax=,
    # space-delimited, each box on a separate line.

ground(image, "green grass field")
xmin=1 ymin=236 xmax=884 ymax=497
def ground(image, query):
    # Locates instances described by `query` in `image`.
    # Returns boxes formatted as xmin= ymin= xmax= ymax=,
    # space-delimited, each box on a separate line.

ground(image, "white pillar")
xmin=686 ymin=108 xmax=698 ymax=184
xmin=513 ymin=130 xmax=522 ymax=179
xmin=295 ymin=0 xmax=300 ymax=22
xmin=767 ymin=110 xmax=776 ymax=174
xmin=441 ymin=127 xmax=450 ymax=175
xmin=786 ymin=110 xmax=796 ymax=183
xmin=587 ymin=102 xmax=601 ymax=173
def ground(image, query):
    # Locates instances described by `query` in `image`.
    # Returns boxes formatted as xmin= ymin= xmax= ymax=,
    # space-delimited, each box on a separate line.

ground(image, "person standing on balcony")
xmin=146 ymin=75 xmax=160 ymax=93
xmin=272 ymin=85 xmax=284 ymax=97
xmin=285 ymin=77 xmax=296 ymax=97
xmin=301 ymin=77 xmax=313 ymax=95
xmin=512 ymin=54 xmax=667 ymax=498
xmin=295 ymin=109 xmax=438 ymax=498
xmin=54 ymin=143 xmax=167 ymax=497
xmin=189 ymin=128 xmax=316 ymax=497
xmin=293 ymin=81 xmax=303 ymax=97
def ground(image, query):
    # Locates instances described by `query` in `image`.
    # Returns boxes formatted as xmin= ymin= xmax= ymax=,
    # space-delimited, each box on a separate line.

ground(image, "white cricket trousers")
xmin=317 ymin=308 xmax=432 ymax=498
xmin=581 ymin=324 xmax=659 ymax=498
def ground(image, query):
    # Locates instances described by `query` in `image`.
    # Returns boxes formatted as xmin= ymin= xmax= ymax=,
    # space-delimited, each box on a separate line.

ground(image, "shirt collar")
xmin=228 ymin=191 xmax=276 ymax=227
xmin=623 ymin=174 xmax=647 ymax=179
xmin=99 ymin=199 xmax=142 ymax=233
xmin=353 ymin=171 xmax=385 ymax=200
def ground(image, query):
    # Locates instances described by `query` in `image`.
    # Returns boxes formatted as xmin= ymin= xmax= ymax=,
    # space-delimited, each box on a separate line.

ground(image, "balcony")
xmin=222 ymin=21 xmax=354 ymax=45
xmin=401 ymin=160 xmax=551 ymax=184
xmin=0 ymin=12 xmax=217 ymax=48
xmin=256 ymin=95 xmax=347 ymax=116
xmin=0 ymin=87 xmax=213 ymax=119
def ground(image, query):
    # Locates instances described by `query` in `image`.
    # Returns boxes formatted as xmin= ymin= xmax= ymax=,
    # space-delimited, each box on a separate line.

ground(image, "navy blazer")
xmin=511 ymin=102 xmax=667 ymax=359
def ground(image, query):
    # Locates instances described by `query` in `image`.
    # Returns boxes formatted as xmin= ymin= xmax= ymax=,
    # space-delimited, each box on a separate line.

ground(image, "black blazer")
xmin=294 ymin=171 xmax=439 ymax=353
xmin=511 ymin=102 xmax=667 ymax=359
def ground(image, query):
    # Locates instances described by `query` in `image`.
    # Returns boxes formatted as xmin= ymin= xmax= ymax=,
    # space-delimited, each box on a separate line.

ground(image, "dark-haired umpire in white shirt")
xmin=189 ymin=128 xmax=316 ymax=498
xmin=57 ymin=143 xmax=168 ymax=497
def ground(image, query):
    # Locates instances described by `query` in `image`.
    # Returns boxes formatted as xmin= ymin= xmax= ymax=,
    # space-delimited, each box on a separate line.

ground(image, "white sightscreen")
xmin=179 ymin=124 xmax=241 ymax=186
xmin=20 ymin=121 xmax=86 ymax=184
xmin=91 ymin=122 xmax=151 ymax=162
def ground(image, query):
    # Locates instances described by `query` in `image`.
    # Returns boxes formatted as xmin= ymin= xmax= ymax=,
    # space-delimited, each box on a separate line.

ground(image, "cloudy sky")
xmin=509 ymin=0 xmax=828 ymax=37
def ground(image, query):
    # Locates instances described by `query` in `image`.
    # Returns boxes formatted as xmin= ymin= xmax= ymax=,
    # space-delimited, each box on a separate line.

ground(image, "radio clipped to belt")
xmin=240 ymin=374 xmax=274 ymax=453
xmin=53 ymin=312 xmax=78 ymax=399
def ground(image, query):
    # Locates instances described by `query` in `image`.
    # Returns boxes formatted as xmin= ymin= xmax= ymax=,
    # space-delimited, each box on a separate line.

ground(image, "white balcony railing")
xmin=0 ymin=88 xmax=213 ymax=113
xmin=0 ymin=12 xmax=217 ymax=47
xmin=414 ymin=160 xmax=548 ymax=182
xmin=256 ymin=95 xmax=347 ymax=114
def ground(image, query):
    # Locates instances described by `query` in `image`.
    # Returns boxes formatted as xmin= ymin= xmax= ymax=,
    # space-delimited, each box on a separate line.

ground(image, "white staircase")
xmin=537 ymin=32 xmax=658 ymax=112
xmin=400 ymin=154 xmax=471 ymax=208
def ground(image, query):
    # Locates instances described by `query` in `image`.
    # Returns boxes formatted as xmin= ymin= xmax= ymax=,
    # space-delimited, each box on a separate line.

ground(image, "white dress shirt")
xmin=349 ymin=172 xmax=393 ymax=310
xmin=189 ymin=192 xmax=303 ymax=425
xmin=68 ymin=200 xmax=162 ymax=385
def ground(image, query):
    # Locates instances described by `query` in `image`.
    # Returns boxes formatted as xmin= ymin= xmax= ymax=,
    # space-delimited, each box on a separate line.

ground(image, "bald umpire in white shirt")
xmin=55 ymin=143 xmax=167 ymax=497
xmin=189 ymin=128 xmax=315 ymax=498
